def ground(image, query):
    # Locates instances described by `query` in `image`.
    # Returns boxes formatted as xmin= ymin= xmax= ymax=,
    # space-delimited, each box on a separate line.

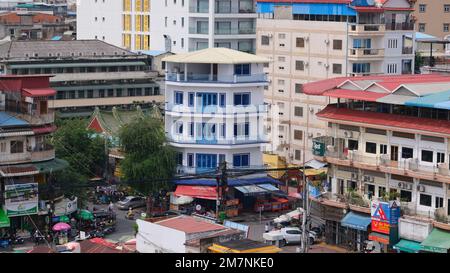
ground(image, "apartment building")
xmin=163 ymin=48 xmax=269 ymax=174
xmin=256 ymin=0 xmax=415 ymax=165
xmin=413 ymin=0 xmax=450 ymax=40
xmin=0 ymin=40 xmax=162 ymax=117
xmin=307 ymin=74 xmax=450 ymax=223
xmin=150 ymin=0 xmax=257 ymax=53
xmin=0 ymin=75 xmax=69 ymax=231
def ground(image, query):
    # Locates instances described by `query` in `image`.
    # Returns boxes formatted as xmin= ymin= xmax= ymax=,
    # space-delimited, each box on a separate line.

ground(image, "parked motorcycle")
xmin=90 ymin=229 xmax=105 ymax=238
xmin=11 ymin=236 xmax=24 ymax=245
xmin=103 ymin=226 xmax=115 ymax=235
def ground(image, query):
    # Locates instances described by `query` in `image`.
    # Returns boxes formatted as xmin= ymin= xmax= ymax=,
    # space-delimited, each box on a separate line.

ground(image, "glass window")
xmin=421 ymin=150 xmax=433 ymax=162
xmin=348 ymin=140 xmax=358 ymax=151
xmin=187 ymin=153 xmax=194 ymax=167
xmin=435 ymin=196 xmax=444 ymax=208
xmin=10 ymin=141 xmax=23 ymax=153
xmin=261 ymin=35 xmax=270 ymax=45
xmin=188 ymin=92 xmax=194 ymax=107
xmin=294 ymin=130 xmax=303 ymax=140
xmin=188 ymin=122 xmax=194 ymax=137
xmin=294 ymin=106 xmax=303 ymax=117
xmin=234 ymin=64 xmax=250 ymax=75
xmin=233 ymin=153 xmax=250 ymax=167
xmin=219 ymin=93 xmax=226 ymax=107
xmin=419 ymin=193 xmax=432 ymax=207
xmin=295 ymin=84 xmax=303 ymax=93
xmin=332 ymin=64 xmax=342 ymax=74
xmin=295 ymin=60 xmax=304 ymax=71
xmin=333 ymin=39 xmax=342 ymax=50
xmin=400 ymin=190 xmax=412 ymax=202
xmin=365 ymin=142 xmax=377 ymax=154
xmin=176 ymin=122 xmax=183 ymax=134
xmin=401 ymin=147 xmax=414 ymax=159
xmin=176 ymin=152 xmax=183 ymax=165
xmin=175 ymin=91 xmax=183 ymax=105
xmin=234 ymin=123 xmax=249 ymax=137
xmin=234 ymin=93 xmax=250 ymax=106
xmin=296 ymin=37 xmax=305 ymax=48
xmin=437 ymin=152 xmax=445 ymax=163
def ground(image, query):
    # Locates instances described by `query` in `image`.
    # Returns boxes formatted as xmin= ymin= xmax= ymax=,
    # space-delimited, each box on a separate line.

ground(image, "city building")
xmin=0 ymin=11 xmax=72 ymax=41
xmin=150 ymin=0 xmax=257 ymax=53
xmin=412 ymin=0 xmax=450 ymax=42
xmin=0 ymin=40 xmax=163 ymax=117
xmin=256 ymin=0 xmax=416 ymax=165
xmin=306 ymin=74 xmax=450 ymax=225
xmin=163 ymin=47 xmax=269 ymax=174
xmin=0 ymin=74 xmax=69 ymax=235
xmin=76 ymin=0 xmax=150 ymax=51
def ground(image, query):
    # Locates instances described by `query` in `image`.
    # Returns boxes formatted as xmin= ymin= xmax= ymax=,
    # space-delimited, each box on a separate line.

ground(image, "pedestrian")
xmin=265 ymin=223 xmax=270 ymax=233
xmin=33 ymin=230 xmax=40 ymax=246
xmin=108 ymin=202 xmax=114 ymax=212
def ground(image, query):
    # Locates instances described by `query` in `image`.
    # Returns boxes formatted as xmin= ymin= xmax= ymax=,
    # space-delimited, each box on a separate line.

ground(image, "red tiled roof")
xmin=317 ymin=105 xmax=450 ymax=135
xmin=87 ymin=116 xmax=104 ymax=133
xmin=156 ymin=216 xmax=226 ymax=234
xmin=323 ymin=89 xmax=387 ymax=101
xmin=79 ymin=239 xmax=130 ymax=253
xmin=22 ymin=88 xmax=56 ymax=97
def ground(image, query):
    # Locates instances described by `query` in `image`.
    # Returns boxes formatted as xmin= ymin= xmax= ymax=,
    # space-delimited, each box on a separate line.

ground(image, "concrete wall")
xmin=398 ymin=217 xmax=433 ymax=242
xmin=136 ymin=219 xmax=187 ymax=253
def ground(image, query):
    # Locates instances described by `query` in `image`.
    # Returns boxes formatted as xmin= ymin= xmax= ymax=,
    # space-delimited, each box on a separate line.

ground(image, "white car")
xmin=264 ymin=227 xmax=316 ymax=247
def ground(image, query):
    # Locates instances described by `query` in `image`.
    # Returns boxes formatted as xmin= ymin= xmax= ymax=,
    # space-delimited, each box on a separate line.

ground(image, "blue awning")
xmin=341 ymin=212 xmax=371 ymax=231
xmin=172 ymin=176 xmax=282 ymax=187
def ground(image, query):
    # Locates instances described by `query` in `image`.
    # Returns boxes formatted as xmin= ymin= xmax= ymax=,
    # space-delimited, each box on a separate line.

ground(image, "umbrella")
xmin=59 ymin=215 xmax=70 ymax=223
xmin=77 ymin=210 xmax=94 ymax=221
xmin=53 ymin=222 xmax=71 ymax=231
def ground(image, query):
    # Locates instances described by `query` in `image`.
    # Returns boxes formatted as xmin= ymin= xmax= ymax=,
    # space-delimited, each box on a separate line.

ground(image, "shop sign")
xmin=312 ymin=140 xmax=325 ymax=156
xmin=369 ymin=233 xmax=389 ymax=245
xmin=371 ymin=200 xmax=401 ymax=236
xmin=371 ymin=220 xmax=390 ymax=234
xmin=4 ymin=183 xmax=39 ymax=217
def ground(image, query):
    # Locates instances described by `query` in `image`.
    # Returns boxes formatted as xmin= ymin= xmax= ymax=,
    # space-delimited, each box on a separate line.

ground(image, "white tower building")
xmin=163 ymin=48 xmax=269 ymax=174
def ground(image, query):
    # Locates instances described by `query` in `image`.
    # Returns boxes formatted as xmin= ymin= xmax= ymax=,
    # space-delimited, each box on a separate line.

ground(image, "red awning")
xmin=32 ymin=125 xmax=57 ymax=134
xmin=175 ymin=185 xmax=217 ymax=200
xmin=22 ymin=88 xmax=56 ymax=97
xmin=323 ymin=89 xmax=387 ymax=102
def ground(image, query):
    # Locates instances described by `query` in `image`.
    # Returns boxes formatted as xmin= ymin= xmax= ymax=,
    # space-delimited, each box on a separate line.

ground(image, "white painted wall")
xmin=136 ymin=219 xmax=187 ymax=253
xmin=398 ymin=217 xmax=433 ymax=242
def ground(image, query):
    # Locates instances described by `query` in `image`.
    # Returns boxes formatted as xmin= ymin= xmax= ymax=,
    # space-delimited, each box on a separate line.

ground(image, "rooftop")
xmin=154 ymin=216 xmax=227 ymax=234
xmin=0 ymin=40 xmax=137 ymax=60
xmin=162 ymin=47 xmax=269 ymax=65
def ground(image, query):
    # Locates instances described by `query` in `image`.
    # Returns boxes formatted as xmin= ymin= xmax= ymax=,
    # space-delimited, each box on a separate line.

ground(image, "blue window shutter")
xmin=242 ymin=154 xmax=249 ymax=166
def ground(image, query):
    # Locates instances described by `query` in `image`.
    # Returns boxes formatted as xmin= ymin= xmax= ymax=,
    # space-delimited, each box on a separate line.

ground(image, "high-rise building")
xmin=163 ymin=48 xmax=269 ymax=174
xmin=412 ymin=0 xmax=450 ymax=41
xmin=256 ymin=0 xmax=416 ymax=165
xmin=150 ymin=0 xmax=257 ymax=53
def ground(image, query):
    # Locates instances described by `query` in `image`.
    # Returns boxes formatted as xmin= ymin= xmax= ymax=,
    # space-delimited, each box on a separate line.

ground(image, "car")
xmin=116 ymin=196 xmax=146 ymax=210
xmin=264 ymin=227 xmax=317 ymax=247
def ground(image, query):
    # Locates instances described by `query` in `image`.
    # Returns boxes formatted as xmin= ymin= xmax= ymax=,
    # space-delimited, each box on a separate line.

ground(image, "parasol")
xmin=52 ymin=222 xmax=71 ymax=231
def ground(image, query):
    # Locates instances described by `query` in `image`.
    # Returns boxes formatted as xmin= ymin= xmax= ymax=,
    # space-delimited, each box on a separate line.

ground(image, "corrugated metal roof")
xmin=163 ymin=48 xmax=269 ymax=64
xmin=155 ymin=216 xmax=226 ymax=234
xmin=376 ymin=94 xmax=416 ymax=105
xmin=404 ymin=90 xmax=450 ymax=109
xmin=0 ymin=112 xmax=29 ymax=127
xmin=323 ymin=89 xmax=387 ymax=101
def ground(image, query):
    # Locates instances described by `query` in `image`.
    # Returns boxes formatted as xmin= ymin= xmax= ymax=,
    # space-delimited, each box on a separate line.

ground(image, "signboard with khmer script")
xmin=370 ymin=200 xmax=400 ymax=235
xmin=312 ymin=140 xmax=325 ymax=156
xmin=4 ymin=183 xmax=39 ymax=217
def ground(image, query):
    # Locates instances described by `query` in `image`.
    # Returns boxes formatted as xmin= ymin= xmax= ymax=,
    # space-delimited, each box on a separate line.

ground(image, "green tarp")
xmin=34 ymin=158 xmax=69 ymax=173
xmin=0 ymin=208 xmax=10 ymax=228
xmin=393 ymin=239 xmax=422 ymax=253
xmin=421 ymin=228 xmax=450 ymax=253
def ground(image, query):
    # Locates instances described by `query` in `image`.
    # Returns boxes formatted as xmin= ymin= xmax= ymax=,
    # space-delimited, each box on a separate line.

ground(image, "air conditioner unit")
xmin=397 ymin=182 xmax=403 ymax=188
xmin=351 ymin=173 xmax=358 ymax=180
xmin=309 ymin=107 xmax=314 ymax=113
xmin=343 ymin=131 xmax=353 ymax=138
xmin=308 ymin=133 xmax=313 ymax=138
xmin=324 ymin=64 xmax=329 ymax=69
xmin=324 ymin=39 xmax=329 ymax=44
xmin=268 ymin=33 xmax=273 ymax=38
xmin=417 ymin=185 xmax=425 ymax=192
xmin=406 ymin=183 xmax=413 ymax=190
xmin=304 ymin=62 xmax=309 ymax=67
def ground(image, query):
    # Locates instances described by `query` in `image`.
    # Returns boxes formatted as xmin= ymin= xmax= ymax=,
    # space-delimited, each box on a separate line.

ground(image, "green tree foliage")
xmin=119 ymin=117 xmax=176 ymax=195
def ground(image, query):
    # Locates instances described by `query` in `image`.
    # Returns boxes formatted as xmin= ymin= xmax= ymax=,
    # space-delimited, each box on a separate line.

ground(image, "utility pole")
xmin=216 ymin=161 xmax=228 ymax=221
xmin=300 ymin=151 xmax=309 ymax=253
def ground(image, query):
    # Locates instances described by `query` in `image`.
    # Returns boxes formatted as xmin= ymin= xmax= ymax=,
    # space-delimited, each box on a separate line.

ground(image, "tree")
xmin=119 ymin=117 xmax=176 ymax=196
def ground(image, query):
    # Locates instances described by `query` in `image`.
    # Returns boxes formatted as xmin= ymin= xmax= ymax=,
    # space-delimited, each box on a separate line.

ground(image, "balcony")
xmin=348 ymin=24 xmax=385 ymax=35
xmin=9 ymin=110 xmax=55 ymax=126
xmin=348 ymin=71 xmax=383 ymax=77
xmin=385 ymin=22 xmax=414 ymax=31
xmin=30 ymin=144 xmax=55 ymax=162
xmin=215 ymin=27 xmax=255 ymax=35
xmin=313 ymin=139 xmax=450 ymax=183
xmin=168 ymin=136 xmax=267 ymax=146
xmin=0 ymin=152 xmax=32 ymax=165
xmin=349 ymin=48 xmax=385 ymax=58
xmin=165 ymin=72 xmax=267 ymax=84
xmin=165 ymin=103 xmax=268 ymax=115
xmin=189 ymin=27 xmax=209 ymax=35
xmin=176 ymin=165 xmax=216 ymax=175
xmin=189 ymin=5 xmax=209 ymax=13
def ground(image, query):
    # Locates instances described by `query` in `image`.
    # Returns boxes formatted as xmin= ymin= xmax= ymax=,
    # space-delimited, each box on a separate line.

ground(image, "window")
xmin=234 ymin=93 xmax=250 ymax=106
xmin=419 ymin=4 xmax=426 ymax=13
xmin=183 ymin=92 xmax=193 ymax=107
xmin=294 ymin=130 xmax=303 ymax=140
xmin=445 ymin=5 xmax=450 ymax=12
xmin=176 ymin=152 xmax=183 ymax=165
xmin=219 ymin=93 xmax=226 ymax=107
xmin=278 ymin=57 xmax=285 ymax=62
xmin=278 ymin=33 xmax=286 ymax=39
xmin=437 ymin=152 xmax=445 ymax=163
xmin=0 ymin=142 xmax=6 ymax=153
xmin=219 ymin=123 xmax=226 ymax=138
xmin=332 ymin=40 xmax=342 ymax=50
xmin=234 ymin=123 xmax=249 ymax=137
xmin=435 ymin=197 xmax=444 ymax=208
xmin=176 ymin=122 xmax=183 ymax=134
xmin=188 ymin=122 xmax=194 ymax=137
xmin=387 ymin=63 xmax=397 ymax=74
xmin=295 ymin=60 xmax=304 ymax=71
xmin=380 ymin=144 xmax=388 ymax=154
xmin=296 ymin=37 xmax=305 ymax=48
xmin=233 ymin=154 xmax=250 ymax=167
xmin=278 ymin=79 xmax=285 ymax=85
xmin=174 ymin=91 xmax=183 ymax=105
xmin=419 ymin=193 xmax=432 ymax=207
xmin=219 ymin=154 xmax=225 ymax=163
xmin=419 ymin=23 xmax=425 ymax=32
xmin=421 ymin=150 xmax=433 ymax=162
xmin=10 ymin=141 xmax=23 ymax=153
xmin=348 ymin=140 xmax=358 ymax=151
xmin=295 ymin=84 xmax=303 ymax=94
xmin=187 ymin=153 xmax=194 ymax=167
xmin=400 ymin=190 xmax=412 ymax=202
xmin=261 ymin=35 xmax=270 ymax=45
xmin=234 ymin=64 xmax=250 ymax=75
xmin=332 ymin=64 xmax=342 ymax=74
xmin=378 ymin=186 xmax=386 ymax=198
xmin=388 ymin=39 xmax=398 ymax=48
xmin=294 ymin=106 xmax=303 ymax=117
xmin=393 ymin=131 xmax=415 ymax=139
xmin=295 ymin=150 xmax=301 ymax=160
xmin=401 ymin=147 xmax=413 ymax=159
xmin=444 ymin=24 xmax=449 ymax=32
xmin=365 ymin=142 xmax=377 ymax=154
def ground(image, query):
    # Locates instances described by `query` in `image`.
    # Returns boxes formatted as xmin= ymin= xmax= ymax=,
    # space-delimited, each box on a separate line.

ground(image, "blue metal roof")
xmin=340 ymin=211 xmax=371 ymax=231
xmin=51 ymin=36 xmax=62 ymax=41
xmin=404 ymin=90 xmax=450 ymax=110
xmin=257 ymin=2 xmax=357 ymax=16
xmin=0 ymin=112 xmax=29 ymax=127
xmin=172 ymin=176 xmax=282 ymax=187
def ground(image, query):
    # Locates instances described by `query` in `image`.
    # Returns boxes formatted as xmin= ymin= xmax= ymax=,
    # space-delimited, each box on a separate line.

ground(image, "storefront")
xmin=309 ymin=201 xmax=346 ymax=246
xmin=393 ymin=239 xmax=422 ymax=253
xmin=0 ymin=208 xmax=10 ymax=236
xmin=368 ymin=200 xmax=401 ymax=252
xmin=340 ymin=211 xmax=372 ymax=252
xmin=420 ymin=228 xmax=450 ymax=253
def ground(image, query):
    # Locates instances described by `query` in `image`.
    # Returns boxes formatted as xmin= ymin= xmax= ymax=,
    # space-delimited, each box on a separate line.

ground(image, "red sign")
xmin=371 ymin=220 xmax=390 ymax=234
xmin=369 ymin=233 xmax=389 ymax=245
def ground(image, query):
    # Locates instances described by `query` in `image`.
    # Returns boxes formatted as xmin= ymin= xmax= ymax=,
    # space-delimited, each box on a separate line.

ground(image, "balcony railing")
xmin=349 ymin=24 xmax=385 ymax=33
xmin=349 ymin=48 xmax=384 ymax=57
xmin=168 ymin=136 xmax=267 ymax=145
xmin=165 ymin=103 xmax=269 ymax=114
xmin=349 ymin=71 xmax=383 ymax=77
xmin=385 ymin=22 xmax=414 ymax=31
xmin=215 ymin=27 xmax=255 ymax=35
xmin=8 ymin=110 xmax=55 ymax=125
xmin=189 ymin=27 xmax=209 ymax=35
xmin=30 ymin=144 xmax=55 ymax=162
xmin=0 ymin=152 xmax=32 ymax=165
xmin=165 ymin=73 xmax=267 ymax=83
xmin=189 ymin=5 xmax=209 ymax=13
xmin=402 ymin=47 xmax=413 ymax=54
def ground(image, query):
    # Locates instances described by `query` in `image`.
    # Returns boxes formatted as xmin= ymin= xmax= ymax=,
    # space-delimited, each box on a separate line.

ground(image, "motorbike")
xmin=11 ymin=236 xmax=24 ymax=245
xmin=125 ymin=212 xmax=135 ymax=220
xmin=33 ymin=235 xmax=47 ymax=245
xmin=103 ymin=226 xmax=115 ymax=235
xmin=90 ymin=229 xmax=105 ymax=238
